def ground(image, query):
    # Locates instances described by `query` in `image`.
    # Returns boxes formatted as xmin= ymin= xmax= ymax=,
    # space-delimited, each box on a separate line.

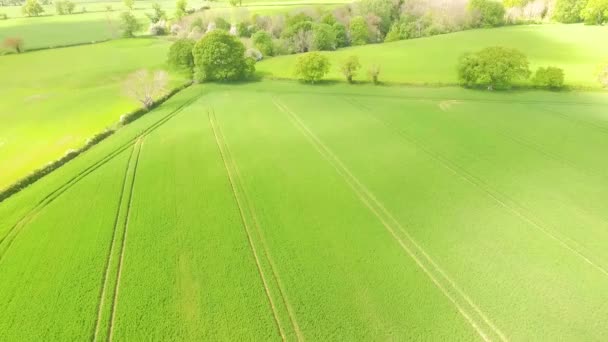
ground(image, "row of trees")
xmin=553 ymin=0 xmax=608 ymax=24
xmin=293 ymin=53 xmax=381 ymax=84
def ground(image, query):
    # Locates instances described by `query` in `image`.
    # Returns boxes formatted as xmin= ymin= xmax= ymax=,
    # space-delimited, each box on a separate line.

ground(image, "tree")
xmin=532 ymin=67 xmax=565 ymax=89
xmin=146 ymin=3 xmax=165 ymax=23
xmin=2 ymin=37 xmax=23 ymax=53
xmin=312 ymin=23 xmax=336 ymax=51
xmin=175 ymin=0 xmax=187 ymax=20
xmin=368 ymin=64 xmax=381 ymax=84
xmin=120 ymin=11 xmax=141 ymax=37
xmin=124 ymin=0 xmax=134 ymax=10
xmin=349 ymin=16 xmax=369 ymax=46
xmin=332 ymin=22 xmax=348 ymax=47
xmin=56 ymin=0 xmax=76 ymax=15
xmin=228 ymin=0 xmax=242 ymax=6
xmin=167 ymin=39 xmax=195 ymax=75
xmin=252 ymin=30 xmax=273 ymax=56
xmin=581 ymin=0 xmax=608 ymax=24
xmin=192 ymin=30 xmax=254 ymax=82
xmin=21 ymin=0 xmax=43 ymax=17
xmin=553 ymin=0 xmax=586 ymax=22
xmin=357 ymin=0 xmax=399 ymax=37
xmin=340 ymin=55 xmax=361 ymax=83
xmin=457 ymin=46 xmax=530 ymax=90
xmin=384 ymin=23 xmax=402 ymax=42
xmin=214 ymin=17 xmax=231 ymax=31
xmin=294 ymin=52 xmax=330 ymax=83
xmin=598 ymin=63 xmax=608 ymax=88
xmin=124 ymin=70 xmax=168 ymax=109
xmin=468 ymin=0 xmax=506 ymax=27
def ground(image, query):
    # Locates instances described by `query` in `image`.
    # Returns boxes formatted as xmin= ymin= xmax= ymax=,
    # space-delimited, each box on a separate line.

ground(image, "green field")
xmin=1 ymin=81 xmax=608 ymax=340
xmin=0 ymin=38 xmax=187 ymax=190
xmin=258 ymin=24 xmax=608 ymax=88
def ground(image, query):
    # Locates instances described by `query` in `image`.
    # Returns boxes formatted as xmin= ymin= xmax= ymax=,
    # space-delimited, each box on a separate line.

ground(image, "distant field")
xmin=1 ymin=81 xmax=608 ymax=340
xmin=0 ymin=38 xmax=187 ymax=190
xmin=258 ymin=24 xmax=608 ymax=88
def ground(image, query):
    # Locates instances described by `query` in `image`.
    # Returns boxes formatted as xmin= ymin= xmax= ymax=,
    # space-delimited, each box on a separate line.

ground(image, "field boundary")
xmin=0 ymin=92 xmax=202 ymax=261
xmin=91 ymin=139 xmax=141 ymax=342
xmin=273 ymin=98 xmax=508 ymax=342
xmin=347 ymin=97 xmax=608 ymax=278
xmin=208 ymin=110 xmax=301 ymax=342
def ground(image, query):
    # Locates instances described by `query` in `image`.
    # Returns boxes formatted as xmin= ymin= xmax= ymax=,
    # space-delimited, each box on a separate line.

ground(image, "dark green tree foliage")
xmin=294 ymin=52 xmax=330 ymax=83
xmin=281 ymin=19 xmax=313 ymax=39
xmin=192 ymin=30 xmax=254 ymax=82
xmin=357 ymin=0 xmax=399 ymax=36
xmin=120 ymin=11 xmax=141 ymax=37
xmin=252 ymin=30 xmax=274 ymax=56
xmin=312 ymin=23 xmax=336 ymax=51
xmin=532 ymin=67 xmax=565 ymax=89
xmin=458 ymin=46 xmax=530 ymax=90
xmin=553 ymin=0 xmax=587 ymax=23
xmin=320 ymin=13 xmax=337 ymax=25
xmin=167 ymin=39 xmax=195 ymax=75
xmin=468 ymin=0 xmax=506 ymax=27
xmin=349 ymin=16 xmax=369 ymax=45
xmin=332 ymin=22 xmax=349 ymax=47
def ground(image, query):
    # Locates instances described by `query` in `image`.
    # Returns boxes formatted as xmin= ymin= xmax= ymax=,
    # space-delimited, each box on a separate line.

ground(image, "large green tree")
xmin=349 ymin=16 xmax=369 ymax=46
xmin=192 ymin=30 xmax=255 ymax=82
xmin=458 ymin=46 xmax=531 ymax=90
xmin=468 ymin=0 xmax=506 ymax=27
xmin=581 ymin=0 xmax=608 ymax=24
xmin=21 ymin=0 xmax=44 ymax=17
xmin=294 ymin=52 xmax=330 ymax=83
xmin=553 ymin=0 xmax=587 ymax=23
xmin=167 ymin=39 xmax=195 ymax=75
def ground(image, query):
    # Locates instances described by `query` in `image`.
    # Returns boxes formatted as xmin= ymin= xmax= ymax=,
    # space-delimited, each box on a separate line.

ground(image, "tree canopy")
xmin=193 ymin=30 xmax=255 ymax=82
xmin=458 ymin=46 xmax=531 ymax=90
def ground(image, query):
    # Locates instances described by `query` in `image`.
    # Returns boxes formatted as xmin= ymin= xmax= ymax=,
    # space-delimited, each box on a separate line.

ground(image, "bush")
xmin=384 ymin=23 xmax=402 ymax=42
xmin=146 ymin=3 xmax=166 ymax=24
xmin=532 ymin=67 xmax=565 ymax=89
xmin=312 ymin=23 xmax=336 ymax=51
xmin=368 ymin=64 xmax=381 ymax=84
xmin=167 ymin=38 xmax=195 ymax=74
xmin=2 ymin=37 xmax=23 ymax=53
xmin=294 ymin=52 xmax=330 ymax=83
xmin=349 ymin=16 xmax=369 ymax=46
xmin=468 ymin=0 xmax=506 ymax=27
xmin=252 ymin=30 xmax=273 ymax=56
xmin=237 ymin=22 xmax=251 ymax=37
xmin=149 ymin=20 xmax=167 ymax=35
xmin=246 ymin=48 xmax=263 ymax=61
xmin=332 ymin=22 xmax=348 ymax=47
xmin=0 ymin=13 xmax=7 ymax=20
xmin=190 ymin=17 xmax=204 ymax=30
xmin=192 ymin=30 xmax=254 ymax=82
xmin=120 ymin=11 xmax=141 ymax=37
xmin=214 ymin=17 xmax=231 ymax=31
xmin=458 ymin=46 xmax=530 ymax=90
xmin=340 ymin=55 xmax=361 ymax=83
xmin=22 ymin=0 xmax=44 ymax=16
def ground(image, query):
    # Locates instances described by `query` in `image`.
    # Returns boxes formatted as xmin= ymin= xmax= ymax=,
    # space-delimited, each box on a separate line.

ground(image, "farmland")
xmin=1 ymin=81 xmax=608 ymax=340
xmin=258 ymin=24 xmax=608 ymax=87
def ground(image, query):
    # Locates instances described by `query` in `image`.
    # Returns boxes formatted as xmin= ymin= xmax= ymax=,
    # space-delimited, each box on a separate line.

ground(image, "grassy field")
xmin=258 ymin=24 xmax=608 ymax=88
xmin=0 ymin=38 xmax=187 ymax=190
xmin=1 ymin=81 xmax=608 ymax=340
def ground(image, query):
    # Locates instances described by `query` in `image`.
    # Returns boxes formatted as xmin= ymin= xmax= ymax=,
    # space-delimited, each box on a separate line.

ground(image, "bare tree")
xmin=292 ymin=29 xmax=313 ymax=53
xmin=124 ymin=70 xmax=168 ymax=109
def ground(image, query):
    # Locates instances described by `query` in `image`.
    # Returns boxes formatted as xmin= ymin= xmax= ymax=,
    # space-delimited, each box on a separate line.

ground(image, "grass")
xmin=0 ymin=38 xmax=187 ymax=190
xmin=257 ymin=24 xmax=608 ymax=88
xmin=1 ymin=80 xmax=608 ymax=340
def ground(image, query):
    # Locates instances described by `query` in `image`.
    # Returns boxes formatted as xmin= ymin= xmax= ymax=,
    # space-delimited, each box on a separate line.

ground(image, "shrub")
xmin=22 ymin=0 xmax=44 ymax=16
xmin=120 ymin=11 xmax=141 ymax=37
xmin=246 ymin=48 xmax=263 ymax=61
xmin=190 ymin=17 xmax=204 ymax=30
xmin=340 ymin=55 xmax=361 ymax=83
xmin=468 ymin=0 xmax=506 ymax=27
xmin=532 ymin=67 xmax=565 ymax=89
xmin=368 ymin=64 xmax=380 ymax=84
xmin=458 ymin=46 xmax=530 ymax=90
xmin=252 ymin=30 xmax=273 ymax=56
xmin=237 ymin=22 xmax=251 ymax=37
xmin=214 ymin=17 xmax=231 ymax=31
xmin=598 ymin=63 xmax=608 ymax=88
xmin=149 ymin=20 xmax=167 ymax=35
xmin=384 ymin=23 xmax=402 ymax=42
xmin=167 ymin=38 xmax=195 ymax=74
xmin=2 ymin=37 xmax=23 ymax=53
xmin=349 ymin=16 xmax=369 ymax=46
xmin=192 ymin=30 xmax=254 ymax=82
xmin=312 ymin=23 xmax=336 ymax=51
xmin=294 ymin=52 xmax=330 ymax=83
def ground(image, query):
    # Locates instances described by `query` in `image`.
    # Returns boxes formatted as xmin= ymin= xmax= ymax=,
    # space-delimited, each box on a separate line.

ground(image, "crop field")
xmin=1 ymin=81 xmax=608 ymax=340
xmin=0 ymin=38 xmax=187 ymax=190
xmin=258 ymin=24 xmax=608 ymax=88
